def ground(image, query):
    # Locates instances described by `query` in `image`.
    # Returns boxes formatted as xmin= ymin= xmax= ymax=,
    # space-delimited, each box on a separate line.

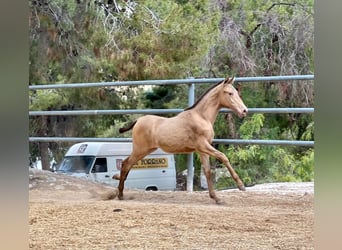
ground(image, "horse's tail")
xmin=119 ymin=120 xmax=137 ymax=133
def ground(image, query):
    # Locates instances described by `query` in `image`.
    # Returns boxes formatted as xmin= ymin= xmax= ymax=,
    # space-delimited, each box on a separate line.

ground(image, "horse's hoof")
xmin=112 ymin=174 xmax=120 ymax=180
xmin=215 ymin=199 xmax=226 ymax=205
xmin=238 ymin=183 xmax=246 ymax=191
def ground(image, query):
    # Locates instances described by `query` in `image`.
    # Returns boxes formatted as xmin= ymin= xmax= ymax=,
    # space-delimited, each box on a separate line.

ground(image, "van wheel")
xmin=145 ymin=186 xmax=158 ymax=191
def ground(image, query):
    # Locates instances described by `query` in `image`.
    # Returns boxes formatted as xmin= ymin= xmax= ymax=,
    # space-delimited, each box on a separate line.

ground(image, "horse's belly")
xmin=159 ymin=143 xmax=196 ymax=154
xmin=156 ymin=131 xmax=197 ymax=153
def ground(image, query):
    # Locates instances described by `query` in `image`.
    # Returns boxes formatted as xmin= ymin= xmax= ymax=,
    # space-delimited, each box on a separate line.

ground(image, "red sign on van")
xmin=116 ymin=159 xmax=122 ymax=170
xmin=77 ymin=144 xmax=88 ymax=153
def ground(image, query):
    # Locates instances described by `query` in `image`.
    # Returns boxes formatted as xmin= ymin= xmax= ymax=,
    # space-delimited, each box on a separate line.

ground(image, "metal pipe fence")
xmin=29 ymin=75 xmax=314 ymax=191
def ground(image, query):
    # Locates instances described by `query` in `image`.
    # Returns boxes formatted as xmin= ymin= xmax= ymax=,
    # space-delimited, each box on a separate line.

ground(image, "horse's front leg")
xmin=199 ymin=153 xmax=223 ymax=204
xmin=199 ymin=141 xmax=245 ymax=192
xmin=217 ymin=152 xmax=245 ymax=191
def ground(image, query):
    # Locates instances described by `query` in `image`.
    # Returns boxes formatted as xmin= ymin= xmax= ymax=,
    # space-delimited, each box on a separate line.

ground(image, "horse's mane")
xmin=184 ymin=80 xmax=223 ymax=111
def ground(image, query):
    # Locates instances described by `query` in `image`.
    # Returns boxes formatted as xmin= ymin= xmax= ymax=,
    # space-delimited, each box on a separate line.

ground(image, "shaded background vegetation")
xmin=29 ymin=0 xmax=314 ymax=188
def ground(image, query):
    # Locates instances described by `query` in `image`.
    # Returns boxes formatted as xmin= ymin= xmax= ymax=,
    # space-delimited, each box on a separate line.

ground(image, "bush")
xmin=214 ymin=114 xmax=314 ymax=189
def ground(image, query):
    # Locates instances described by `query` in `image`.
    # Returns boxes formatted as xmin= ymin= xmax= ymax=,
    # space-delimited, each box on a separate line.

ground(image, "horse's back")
xmin=136 ymin=115 xmax=167 ymax=129
xmin=132 ymin=115 xmax=167 ymax=138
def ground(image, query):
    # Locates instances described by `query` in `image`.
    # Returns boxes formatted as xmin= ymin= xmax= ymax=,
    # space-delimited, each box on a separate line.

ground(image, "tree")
xmin=202 ymin=0 xmax=314 ymax=143
xmin=29 ymin=0 xmax=220 ymax=168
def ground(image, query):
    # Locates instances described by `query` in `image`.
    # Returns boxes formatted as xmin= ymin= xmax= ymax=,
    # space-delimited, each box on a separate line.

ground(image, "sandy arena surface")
xmin=29 ymin=169 xmax=314 ymax=250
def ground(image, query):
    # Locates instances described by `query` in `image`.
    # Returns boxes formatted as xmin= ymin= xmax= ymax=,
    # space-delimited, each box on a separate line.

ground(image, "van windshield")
xmin=57 ymin=156 xmax=95 ymax=173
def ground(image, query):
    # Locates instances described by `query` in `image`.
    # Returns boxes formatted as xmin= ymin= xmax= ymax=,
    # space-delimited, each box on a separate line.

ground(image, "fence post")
xmin=187 ymin=79 xmax=195 ymax=192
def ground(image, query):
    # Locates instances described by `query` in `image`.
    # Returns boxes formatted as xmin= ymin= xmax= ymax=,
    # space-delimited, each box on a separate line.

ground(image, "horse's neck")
xmin=192 ymin=87 xmax=221 ymax=124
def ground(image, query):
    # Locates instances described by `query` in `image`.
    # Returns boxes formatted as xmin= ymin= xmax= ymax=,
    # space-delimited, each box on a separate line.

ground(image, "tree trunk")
xmin=226 ymin=113 xmax=237 ymax=138
xmin=39 ymin=116 xmax=50 ymax=170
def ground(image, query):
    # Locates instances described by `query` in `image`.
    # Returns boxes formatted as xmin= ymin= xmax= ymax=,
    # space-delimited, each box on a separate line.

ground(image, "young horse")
xmin=114 ymin=76 xmax=248 ymax=204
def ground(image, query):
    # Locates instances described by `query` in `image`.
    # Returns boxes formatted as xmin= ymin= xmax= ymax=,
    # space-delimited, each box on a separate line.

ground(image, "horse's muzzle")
xmin=238 ymin=108 xmax=248 ymax=118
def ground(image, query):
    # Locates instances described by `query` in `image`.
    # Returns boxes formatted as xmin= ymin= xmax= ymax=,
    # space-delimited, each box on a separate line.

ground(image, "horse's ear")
xmin=223 ymin=76 xmax=235 ymax=85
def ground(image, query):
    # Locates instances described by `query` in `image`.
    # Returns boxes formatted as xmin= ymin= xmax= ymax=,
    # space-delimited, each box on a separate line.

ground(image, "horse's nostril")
xmin=243 ymin=109 xmax=247 ymax=113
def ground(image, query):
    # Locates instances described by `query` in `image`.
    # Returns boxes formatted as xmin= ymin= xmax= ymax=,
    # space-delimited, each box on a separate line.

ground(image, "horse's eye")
xmin=224 ymin=90 xmax=234 ymax=96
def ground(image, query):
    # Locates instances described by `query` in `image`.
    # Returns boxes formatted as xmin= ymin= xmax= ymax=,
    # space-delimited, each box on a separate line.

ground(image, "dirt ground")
xmin=29 ymin=169 xmax=314 ymax=250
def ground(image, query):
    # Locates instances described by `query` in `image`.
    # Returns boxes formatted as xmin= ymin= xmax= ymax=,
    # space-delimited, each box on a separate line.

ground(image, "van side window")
xmin=91 ymin=158 xmax=107 ymax=173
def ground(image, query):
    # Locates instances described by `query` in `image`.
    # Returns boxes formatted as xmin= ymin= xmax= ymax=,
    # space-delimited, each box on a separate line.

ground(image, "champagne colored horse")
xmin=114 ymin=76 xmax=248 ymax=204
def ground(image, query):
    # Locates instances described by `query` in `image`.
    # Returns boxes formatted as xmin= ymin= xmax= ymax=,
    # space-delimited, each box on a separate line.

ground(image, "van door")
xmin=89 ymin=157 xmax=112 ymax=185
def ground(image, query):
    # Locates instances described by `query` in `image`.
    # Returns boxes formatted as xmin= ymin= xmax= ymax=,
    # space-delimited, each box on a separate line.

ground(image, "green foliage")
xmin=301 ymin=121 xmax=314 ymax=141
xmin=293 ymin=149 xmax=314 ymax=181
xmin=143 ymin=85 xmax=178 ymax=109
xmin=239 ymin=114 xmax=264 ymax=139
xmin=29 ymin=90 xmax=65 ymax=111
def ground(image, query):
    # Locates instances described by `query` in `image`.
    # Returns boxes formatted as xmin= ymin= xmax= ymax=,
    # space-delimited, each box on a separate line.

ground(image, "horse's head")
xmin=220 ymin=76 xmax=248 ymax=118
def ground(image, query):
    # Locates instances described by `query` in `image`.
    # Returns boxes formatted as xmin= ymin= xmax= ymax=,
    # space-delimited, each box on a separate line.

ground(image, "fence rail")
xmin=29 ymin=107 xmax=314 ymax=116
xmin=29 ymin=75 xmax=314 ymax=90
xmin=28 ymin=137 xmax=314 ymax=147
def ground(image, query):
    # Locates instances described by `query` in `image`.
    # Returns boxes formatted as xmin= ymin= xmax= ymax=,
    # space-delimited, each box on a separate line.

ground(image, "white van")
xmin=57 ymin=142 xmax=177 ymax=191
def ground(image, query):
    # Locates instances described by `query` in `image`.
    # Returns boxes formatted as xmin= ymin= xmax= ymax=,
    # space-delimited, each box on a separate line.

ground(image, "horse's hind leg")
xmin=199 ymin=153 xmax=222 ymax=204
xmin=117 ymin=148 xmax=157 ymax=200
xmin=117 ymin=156 xmax=134 ymax=200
